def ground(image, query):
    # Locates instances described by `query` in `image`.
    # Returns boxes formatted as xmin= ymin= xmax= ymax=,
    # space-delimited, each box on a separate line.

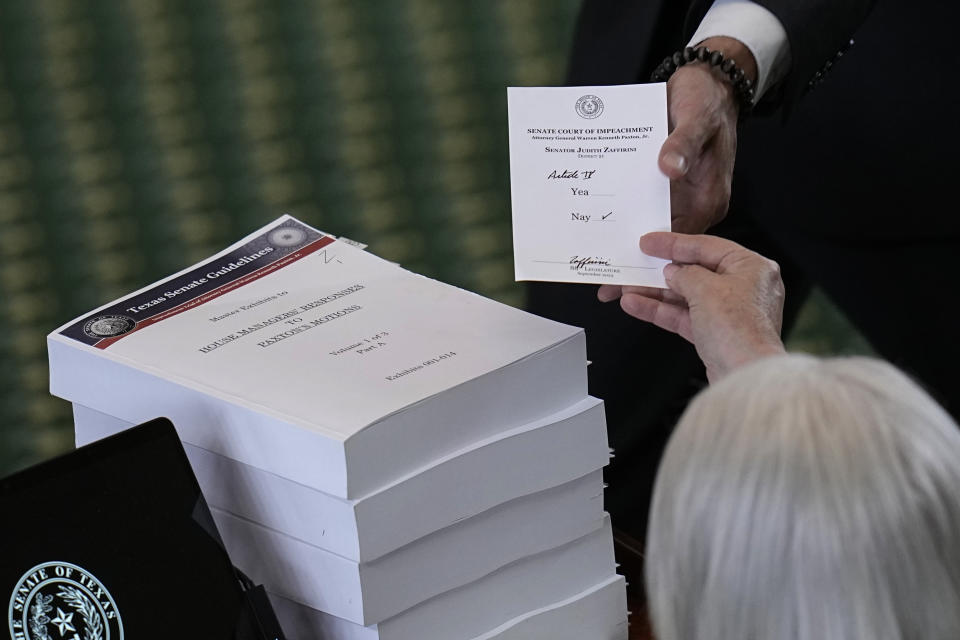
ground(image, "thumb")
xmin=663 ymin=262 xmax=718 ymax=301
xmin=659 ymin=120 xmax=711 ymax=179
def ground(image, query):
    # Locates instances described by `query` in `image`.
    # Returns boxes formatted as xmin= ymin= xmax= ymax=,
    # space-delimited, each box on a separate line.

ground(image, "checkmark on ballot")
xmin=601 ymin=212 xmax=614 ymax=220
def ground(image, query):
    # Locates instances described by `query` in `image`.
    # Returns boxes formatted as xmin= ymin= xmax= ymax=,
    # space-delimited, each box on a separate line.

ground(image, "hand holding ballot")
xmin=659 ymin=37 xmax=756 ymax=234
xmin=507 ymin=37 xmax=757 ymax=289
xmin=599 ymin=232 xmax=785 ymax=382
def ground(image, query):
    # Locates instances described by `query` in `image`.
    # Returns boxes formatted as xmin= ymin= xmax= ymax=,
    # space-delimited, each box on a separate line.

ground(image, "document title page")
xmin=52 ymin=217 xmax=578 ymax=440
xmin=508 ymin=84 xmax=670 ymax=287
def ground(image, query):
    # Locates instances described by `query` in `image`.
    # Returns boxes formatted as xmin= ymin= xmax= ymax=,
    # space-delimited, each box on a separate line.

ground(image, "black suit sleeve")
xmin=684 ymin=0 xmax=877 ymax=111
xmin=569 ymin=1 xmax=877 ymax=113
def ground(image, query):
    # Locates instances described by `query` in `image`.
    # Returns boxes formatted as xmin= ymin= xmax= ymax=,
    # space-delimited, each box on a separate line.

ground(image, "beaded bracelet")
xmin=651 ymin=46 xmax=756 ymax=116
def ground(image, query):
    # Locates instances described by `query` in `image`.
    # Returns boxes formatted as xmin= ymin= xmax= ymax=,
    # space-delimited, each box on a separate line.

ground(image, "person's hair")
xmin=645 ymin=354 xmax=960 ymax=640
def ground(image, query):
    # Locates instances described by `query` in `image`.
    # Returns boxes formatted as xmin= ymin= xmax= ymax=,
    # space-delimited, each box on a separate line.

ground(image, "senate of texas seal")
xmin=82 ymin=315 xmax=136 ymax=340
xmin=8 ymin=562 xmax=123 ymax=640
xmin=575 ymin=94 xmax=604 ymax=119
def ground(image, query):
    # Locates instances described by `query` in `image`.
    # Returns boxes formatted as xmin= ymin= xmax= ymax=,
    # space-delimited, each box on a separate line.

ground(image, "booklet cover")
xmin=48 ymin=216 xmax=586 ymax=499
xmin=0 ymin=419 xmax=284 ymax=640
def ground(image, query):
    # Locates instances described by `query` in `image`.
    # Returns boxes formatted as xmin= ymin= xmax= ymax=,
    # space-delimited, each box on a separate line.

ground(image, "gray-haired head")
xmin=646 ymin=354 xmax=960 ymax=640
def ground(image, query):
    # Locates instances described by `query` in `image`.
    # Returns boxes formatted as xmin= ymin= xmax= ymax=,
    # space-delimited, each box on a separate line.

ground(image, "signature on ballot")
xmin=569 ymin=256 xmax=612 ymax=270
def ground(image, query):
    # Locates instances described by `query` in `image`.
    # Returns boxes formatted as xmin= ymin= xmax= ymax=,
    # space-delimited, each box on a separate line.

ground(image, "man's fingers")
xmin=669 ymin=181 xmax=709 ymax=234
xmin=620 ymin=294 xmax=694 ymax=344
xmin=669 ymin=214 xmax=702 ymax=236
xmin=640 ymin=232 xmax=745 ymax=270
xmin=659 ymin=121 xmax=712 ymax=180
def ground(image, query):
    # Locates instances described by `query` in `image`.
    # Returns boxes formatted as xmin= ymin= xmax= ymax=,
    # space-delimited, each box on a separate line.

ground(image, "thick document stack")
xmin=49 ymin=216 xmax=628 ymax=639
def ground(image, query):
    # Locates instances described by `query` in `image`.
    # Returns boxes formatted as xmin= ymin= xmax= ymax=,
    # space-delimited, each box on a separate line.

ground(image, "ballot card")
xmin=507 ymin=83 xmax=670 ymax=287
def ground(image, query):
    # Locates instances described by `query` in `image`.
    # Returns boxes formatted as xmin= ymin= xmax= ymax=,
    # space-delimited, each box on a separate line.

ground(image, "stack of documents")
xmin=49 ymin=216 xmax=628 ymax=639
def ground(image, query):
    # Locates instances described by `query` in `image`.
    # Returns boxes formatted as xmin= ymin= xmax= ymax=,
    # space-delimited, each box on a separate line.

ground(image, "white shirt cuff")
xmin=687 ymin=0 xmax=792 ymax=102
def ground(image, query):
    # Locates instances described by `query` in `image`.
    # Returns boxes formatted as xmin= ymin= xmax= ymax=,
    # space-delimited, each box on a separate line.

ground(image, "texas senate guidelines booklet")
xmin=45 ymin=216 xmax=627 ymax=639
xmin=48 ymin=216 xmax=587 ymax=500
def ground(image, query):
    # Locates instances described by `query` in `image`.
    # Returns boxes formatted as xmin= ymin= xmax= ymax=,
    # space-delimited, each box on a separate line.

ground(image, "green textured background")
xmin=0 ymin=0 xmax=870 ymax=478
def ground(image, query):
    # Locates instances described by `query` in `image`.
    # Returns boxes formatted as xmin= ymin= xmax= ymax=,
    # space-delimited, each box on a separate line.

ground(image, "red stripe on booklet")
xmin=94 ymin=235 xmax=336 ymax=349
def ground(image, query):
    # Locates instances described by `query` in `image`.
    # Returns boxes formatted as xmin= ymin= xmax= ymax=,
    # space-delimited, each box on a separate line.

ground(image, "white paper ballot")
xmin=508 ymin=84 xmax=671 ymax=287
